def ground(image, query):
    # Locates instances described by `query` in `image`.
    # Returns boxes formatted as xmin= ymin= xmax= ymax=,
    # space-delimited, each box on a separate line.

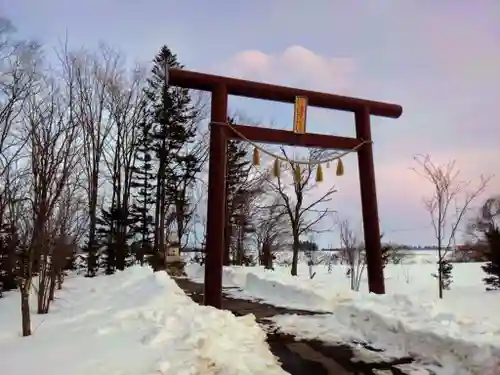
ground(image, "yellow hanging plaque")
xmin=293 ymin=96 xmax=308 ymax=134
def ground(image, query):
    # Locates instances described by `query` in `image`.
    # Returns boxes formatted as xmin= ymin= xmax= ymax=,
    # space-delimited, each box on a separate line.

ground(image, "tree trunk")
xmin=223 ymin=216 xmax=231 ymax=266
xmin=438 ymin=255 xmax=443 ymax=299
xmin=49 ymin=273 xmax=57 ymax=303
xmin=87 ymin=178 xmax=99 ymax=276
xmin=37 ymin=266 xmax=46 ymax=313
xmin=291 ymin=231 xmax=300 ymax=276
xmin=154 ymin=143 xmax=167 ymax=253
xmin=57 ymin=273 xmax=63 ymax=290
xmin=223 ymin=221 xmax=232 ymax=266
xmin=263 ymin=242 xmax=273 ymax=270
xmin=235 ymin=225 xmax=244 ymax=265
xmin=115 ymin=229 xmax=126 ymax=271
xmin=437 ymin=199 xmax=444 ymax=299
xmin=175 ymin=194 xmax=185 ymax=253
xmin=153 ymin=179 xmax=161 ymax=253
xmin=159 ymin=188 xmax=166 ymax=250
xmin=20 ymin=286 xmax=31 ymax=337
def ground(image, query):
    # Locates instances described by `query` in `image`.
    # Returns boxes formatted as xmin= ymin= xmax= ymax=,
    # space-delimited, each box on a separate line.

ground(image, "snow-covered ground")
xmin=2 ymin=250 xmax=498 ymax=375
xmin=0 ymin=267 xmax=288 ymax=375
xmin=186 ymin=258 xmax=500 ymax=375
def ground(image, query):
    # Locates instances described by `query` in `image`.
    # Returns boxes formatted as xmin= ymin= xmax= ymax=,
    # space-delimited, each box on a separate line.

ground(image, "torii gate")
xmin=168 ymin=69 xmax=403 ymax=308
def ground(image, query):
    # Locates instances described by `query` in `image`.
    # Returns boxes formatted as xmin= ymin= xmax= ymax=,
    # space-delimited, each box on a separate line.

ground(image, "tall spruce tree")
xmin=96 ymin=205 xmax=136 ymax=274
xmin=144 ymin=45 xmax=197 ymax=268
xmin=224 ymin=122 xmax=253 ymax=265
xmin=95 ymin=208 xmax=116 ymax=275
xmin=169 ymin=150 xmax=203 ymax=251
xmin=130 ymin=121 xmax=156 ymax=264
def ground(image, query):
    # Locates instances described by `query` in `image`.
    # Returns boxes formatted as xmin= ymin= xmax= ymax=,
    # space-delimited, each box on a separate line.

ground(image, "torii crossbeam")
xmin=168 ymin=68 xmax=403 ymax=308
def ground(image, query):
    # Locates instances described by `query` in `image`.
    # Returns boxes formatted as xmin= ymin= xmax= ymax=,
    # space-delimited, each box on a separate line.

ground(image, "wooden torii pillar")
xmin=168 ymin=69 xmax=403 ymax=309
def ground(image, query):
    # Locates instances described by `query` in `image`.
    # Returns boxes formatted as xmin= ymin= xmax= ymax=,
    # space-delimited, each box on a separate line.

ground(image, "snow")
xmin=2 ymin=250 xmax=498 ymax=375
xmin=0 ymin=266 xmax=288 ymax=375
xmin=185 ymin=257 xmax=500 ymax=375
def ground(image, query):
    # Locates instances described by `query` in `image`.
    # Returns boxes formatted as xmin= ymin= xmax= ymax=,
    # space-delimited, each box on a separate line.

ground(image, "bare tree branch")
xmin=264 ymin=147 xmax=337 ymax=275
xmin=413 ymin=154 xmax=491 ymax=298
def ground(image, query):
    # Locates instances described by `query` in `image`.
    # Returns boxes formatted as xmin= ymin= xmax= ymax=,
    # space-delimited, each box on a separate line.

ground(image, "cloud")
xmin=218 ymin=46 xmax=357 ymax=94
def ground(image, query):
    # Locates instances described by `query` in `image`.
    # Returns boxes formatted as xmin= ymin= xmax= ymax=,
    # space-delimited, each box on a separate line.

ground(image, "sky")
xmin=3 ymin=0 xmax=499 ymax=247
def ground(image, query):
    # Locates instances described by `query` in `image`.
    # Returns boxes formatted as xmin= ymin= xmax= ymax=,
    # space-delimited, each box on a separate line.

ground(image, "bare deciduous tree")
xmin=266 ymin=148 xmax=337 ymax=276
xmin=338 ymin=218 xmax=365 ymax=291
xmin=413 ymin=154 xmax=490 ymax=298
xmin=0 ymin=21 xmax=42 ymax=312
xmin=0 ymin=19 xmax=41 ymax=182
xmin=68 ymin=44 xmax=121 ymax=276
xmin=25 ymin=73 xmax=81 ymax=313
xmin=230 ymin=175 xmax=265 ymax=265
xmin=172 ymin=131 xmax=209 ymax=252
xmin=15 ymin=67 xmax=81 ymax=337
xmin=102 ymin=65 xmax=147 ymax=270
xmin=253 ymin=195 xmax=290 ymax=270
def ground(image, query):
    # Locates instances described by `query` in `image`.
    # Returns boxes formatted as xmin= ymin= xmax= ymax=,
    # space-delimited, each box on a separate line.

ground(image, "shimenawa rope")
xmin=212 ymin=121 xmax=371 ymax=166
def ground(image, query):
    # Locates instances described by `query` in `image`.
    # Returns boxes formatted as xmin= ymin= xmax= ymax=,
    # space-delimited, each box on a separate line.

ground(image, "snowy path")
xmin=185 ymin=263 xmax=500 ymax=375
xmin=175 ymin=277 xmax=415 ymax=375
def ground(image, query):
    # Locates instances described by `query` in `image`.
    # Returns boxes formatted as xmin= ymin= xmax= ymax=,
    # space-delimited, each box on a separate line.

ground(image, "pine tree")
xmin=433 ymin=259 xmax=453 ymax=291
xmin=225 ymin=124 xmax=252 ymax=265
xmin=482 ymin=226 xmax=500 ymax=290
xmin=96 ymin=207 xmax=116 ymax=275
xmin=440 ymin=260 xmax=453 ymax=290
xmin=96 ymin=205 xmax=135 ymax=275
xmin=0 ymin=222 xmax=20 ymax=296
xmin=130 ymin=121 xmax=156 ymax=264
xmin=170 ymin=150 xmax=203 ymax=251
xmin=144 ymin=45 xmax=197 ymax=267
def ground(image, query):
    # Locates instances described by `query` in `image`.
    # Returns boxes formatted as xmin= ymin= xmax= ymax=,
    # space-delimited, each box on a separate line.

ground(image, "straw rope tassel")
xmin=336 ymin=158 xmax=344 ymax=176
xmin=252 ymin=147 xmax=260 ymax=166
xmin=294 ymin=164 xmax=301 ymax=182
xmin=272 ymin=158 xmax=280 ymax=178
xmin=316 ymin=164 xmax=323 ymax=182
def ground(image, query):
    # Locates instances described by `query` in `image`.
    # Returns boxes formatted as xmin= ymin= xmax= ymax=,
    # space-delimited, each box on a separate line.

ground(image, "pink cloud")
xmin=218 ymin=45 xmax=357 ymax=94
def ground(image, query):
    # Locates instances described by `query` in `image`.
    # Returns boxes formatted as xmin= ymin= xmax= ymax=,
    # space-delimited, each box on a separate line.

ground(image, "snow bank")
xmin=0 ymin=266 xmax=288 ymax=375
xmin=186 ymin=263 xmax=247 ymax=288
xmin=186 ymin=263 xmax=500 ymax=374
xmin=272 ymin=300 xmax=500 ymax=375
xmin=186 ymin=263 xmax=344 ymax=311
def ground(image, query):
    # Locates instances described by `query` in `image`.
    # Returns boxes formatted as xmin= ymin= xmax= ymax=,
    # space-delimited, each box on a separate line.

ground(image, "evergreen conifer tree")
xmin=482 ymin=226 xmax=500 ymax=290
xmin=144 ymin=45 xmax=197 ymax=268
xmin=438 ymin=259 xmax=453 ymax=290
xmin=225 ymin=124 xmax=253 ymax=265
xmin=96 ymin=205 xmax=135 ymax=274
xmin=0 ymin=222 xmax=20 ymax=295
xmin=130 ymin=121 xmax=156 ymax=264
xmin=432 ymin=258 xmax=453 ymax=290
xmin=95 ymin=208 xmax=117 ymax=275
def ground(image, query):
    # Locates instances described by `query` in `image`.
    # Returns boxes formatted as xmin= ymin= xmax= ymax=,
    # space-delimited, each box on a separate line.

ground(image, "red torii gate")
xmin=168 ymin=69 xmax=403 ymax=309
